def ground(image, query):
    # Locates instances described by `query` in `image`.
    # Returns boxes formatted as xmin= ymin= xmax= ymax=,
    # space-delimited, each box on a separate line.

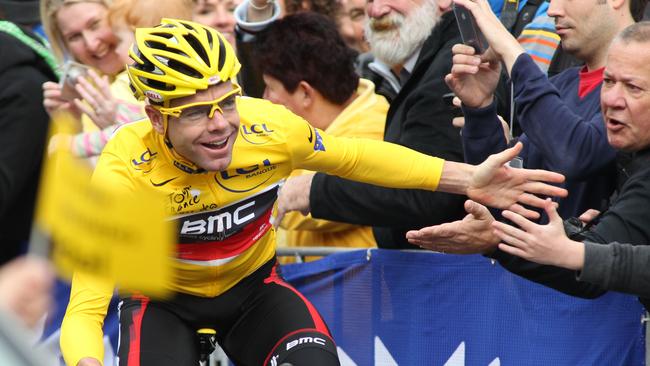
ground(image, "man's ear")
xmin=145 ymin=105 xmax=165 ymax=135
xmin=297 ymin=81 xmax=316 ymax=110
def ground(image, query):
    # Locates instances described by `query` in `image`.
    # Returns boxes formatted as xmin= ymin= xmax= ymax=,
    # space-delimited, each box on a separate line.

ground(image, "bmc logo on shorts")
xmin=266 ymin=330 xmax=334 ymax=366
xmin=286 ymin=336 xmax=326 ymax=350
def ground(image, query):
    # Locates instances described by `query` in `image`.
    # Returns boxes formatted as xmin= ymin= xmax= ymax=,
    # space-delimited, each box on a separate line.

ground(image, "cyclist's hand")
xmin=467 ymin=142 xmax=567 ymax=218
xmin=77 ymin=357 xmax=102 ymax=366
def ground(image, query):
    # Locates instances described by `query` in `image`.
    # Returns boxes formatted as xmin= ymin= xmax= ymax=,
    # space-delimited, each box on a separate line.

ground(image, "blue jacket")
xmin=461 ymin=54 xmax=616 ymax=220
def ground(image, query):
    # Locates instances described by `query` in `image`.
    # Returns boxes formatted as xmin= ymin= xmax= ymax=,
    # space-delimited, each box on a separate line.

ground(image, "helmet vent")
xmin=181 ymin=22 xmax=196 ymax=32
xmin=150 ymin=32 xmax=173 ymax=39
xmin=217 ymin=41 xmax=226 ymax=73
xmin=168 ymin=58 xmax=202 ymax=79
xmin=206 ymin=31 xmax=214 ymax=48
xmin=145 ymin=40 xmax=176 ymax=53
xmin=138 ymin=57 xmax=158 ymax=73
xmin=139 ymin=76 xmax=174 ymax=92
xmin=183 ymin=33 xmax=210 ymax=67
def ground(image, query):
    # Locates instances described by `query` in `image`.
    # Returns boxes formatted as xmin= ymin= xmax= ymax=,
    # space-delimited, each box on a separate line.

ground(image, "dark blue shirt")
xmin=461 ymin=54 xmax=617 ymax=220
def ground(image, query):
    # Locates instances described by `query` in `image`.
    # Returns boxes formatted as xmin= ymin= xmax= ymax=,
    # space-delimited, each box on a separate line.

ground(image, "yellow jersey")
xmin=61 ymin=96 xmax=444 ymax=365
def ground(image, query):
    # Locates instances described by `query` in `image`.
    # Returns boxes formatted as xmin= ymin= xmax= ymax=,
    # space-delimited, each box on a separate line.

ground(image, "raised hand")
xmin=73 ymin=69 xmax=118 ymax=129
xmin=444 ymin=43 xmax=501 ymax=109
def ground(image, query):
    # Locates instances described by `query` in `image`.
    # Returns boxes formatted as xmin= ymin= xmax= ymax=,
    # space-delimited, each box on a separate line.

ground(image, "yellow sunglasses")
xmin=157 ymin=85 xmax=242 ymax=123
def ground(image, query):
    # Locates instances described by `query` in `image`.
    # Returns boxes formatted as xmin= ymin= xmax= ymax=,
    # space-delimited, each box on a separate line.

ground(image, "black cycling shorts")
xmin=117 ymin=258 xmax=340 ymax=366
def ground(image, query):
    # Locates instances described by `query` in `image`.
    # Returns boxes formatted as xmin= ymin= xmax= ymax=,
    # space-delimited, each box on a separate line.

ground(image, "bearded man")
xmin=276 ymin=0 xmax=467 ymax=249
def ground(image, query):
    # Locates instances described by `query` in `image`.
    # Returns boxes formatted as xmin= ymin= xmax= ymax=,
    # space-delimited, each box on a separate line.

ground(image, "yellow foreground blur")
xmin=35 ymin=114 xmax=174 ymax=298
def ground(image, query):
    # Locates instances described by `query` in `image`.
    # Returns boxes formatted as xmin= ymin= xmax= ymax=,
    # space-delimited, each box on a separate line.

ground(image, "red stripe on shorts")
xmin=127 ymin=295 xmax=149 ymax=366
xmin=263 ymin=264 xmax=330 ymax=335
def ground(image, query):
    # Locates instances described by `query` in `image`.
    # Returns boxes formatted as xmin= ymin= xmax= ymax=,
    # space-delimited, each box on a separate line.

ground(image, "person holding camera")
xmin=41 ymin=0 xmax=193 ymax=159
xmin=40 ymin=0 xmax=141 ymax=158
xmin=447 ymin=0 xmax=645 ymax=224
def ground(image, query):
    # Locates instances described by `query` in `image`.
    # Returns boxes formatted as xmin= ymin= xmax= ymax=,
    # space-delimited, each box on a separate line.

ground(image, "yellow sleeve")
xmin=285 ymin=121 xmax=444 ymax=191
xmin=60 ymin=271 xmax=115 ymax=366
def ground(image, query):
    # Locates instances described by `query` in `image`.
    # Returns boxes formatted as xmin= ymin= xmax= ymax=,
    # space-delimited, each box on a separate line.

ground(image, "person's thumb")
xmin=465 ymin=199 xmax=488 ymax=218
xmin=544 ymin=198 xmax=561 ymax=224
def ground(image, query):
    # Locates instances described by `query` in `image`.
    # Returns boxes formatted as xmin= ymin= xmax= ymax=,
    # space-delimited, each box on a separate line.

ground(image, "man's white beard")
xmin=365 ymin=0 xmax=439 ymax=66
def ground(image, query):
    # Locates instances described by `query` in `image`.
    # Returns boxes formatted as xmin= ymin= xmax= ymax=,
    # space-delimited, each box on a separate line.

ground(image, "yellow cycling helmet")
xmin=127 ymin=18 xmax=241 ymax=107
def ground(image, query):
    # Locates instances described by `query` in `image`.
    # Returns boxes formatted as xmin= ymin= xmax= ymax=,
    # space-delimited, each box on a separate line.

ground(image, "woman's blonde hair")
xmin=39 ymin=0 xmax=111 ymax=63
xmin=107 ymin=0 xmax=192 ymax=30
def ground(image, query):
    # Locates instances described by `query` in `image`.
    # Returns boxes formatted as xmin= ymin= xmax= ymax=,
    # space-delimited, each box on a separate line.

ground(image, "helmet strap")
xmin=162 ymin=114 xmax=173 ymax=148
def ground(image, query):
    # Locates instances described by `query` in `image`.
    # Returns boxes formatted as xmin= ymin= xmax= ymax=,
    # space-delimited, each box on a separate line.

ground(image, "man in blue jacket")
xmin=450 ymin=0 xmax=644 ymax=222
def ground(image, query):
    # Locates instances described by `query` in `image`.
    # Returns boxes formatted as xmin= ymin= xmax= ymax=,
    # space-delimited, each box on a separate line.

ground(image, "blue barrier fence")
xmin=282 ymin=249 xmax=646 ymax=365
xmin=42 ymin=249 xmax=646 ymax=365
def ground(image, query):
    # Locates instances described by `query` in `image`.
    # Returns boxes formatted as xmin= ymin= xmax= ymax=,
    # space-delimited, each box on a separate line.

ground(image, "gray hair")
xmin=616 ymin=21 xmax=650 ymax=44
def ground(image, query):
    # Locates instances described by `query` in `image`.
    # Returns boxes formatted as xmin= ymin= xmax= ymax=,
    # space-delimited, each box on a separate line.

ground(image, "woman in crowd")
xmin=192 ymin=0 xmax=242 ymax=49
xmin=40 ymin=0 xmax=192 ymax=158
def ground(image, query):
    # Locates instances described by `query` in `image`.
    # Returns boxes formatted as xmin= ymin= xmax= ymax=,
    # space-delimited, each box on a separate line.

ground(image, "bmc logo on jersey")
xmin=131 ymin=147 xmax=158 ymax=172
xmin=215 ymin=159 xmax=278 ymax=193
xmin=180 ymin=201 xmax=255 ymax=237
xmin=177 ymin=186 xmax=278 ymax=242
xmin=240 ymin=123 xmax=274 ymax=145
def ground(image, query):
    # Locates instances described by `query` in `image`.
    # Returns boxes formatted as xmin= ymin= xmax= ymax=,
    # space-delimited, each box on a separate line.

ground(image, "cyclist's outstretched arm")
xmin=60 ymin=271 xmax=114 ymax=366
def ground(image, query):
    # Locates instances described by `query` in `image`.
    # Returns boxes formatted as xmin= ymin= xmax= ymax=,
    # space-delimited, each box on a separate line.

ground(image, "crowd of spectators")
xmin=0 ymin=0 xmax=649 ymax=362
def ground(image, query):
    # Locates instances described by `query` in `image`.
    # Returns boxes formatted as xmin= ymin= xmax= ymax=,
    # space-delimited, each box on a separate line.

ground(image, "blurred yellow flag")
xmin=36 ymin=114 xmax=174 ymax=297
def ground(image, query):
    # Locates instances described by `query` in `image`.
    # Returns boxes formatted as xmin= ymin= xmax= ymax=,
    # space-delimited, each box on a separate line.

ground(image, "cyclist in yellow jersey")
xmin=60 ymin=18 xmax=567 ymax=366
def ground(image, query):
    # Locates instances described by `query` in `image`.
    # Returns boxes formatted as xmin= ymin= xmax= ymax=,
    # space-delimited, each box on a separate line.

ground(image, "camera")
xmin=59 ymin=61 xmax=91 ymax=101
xmin=563 ymin=217 xmax=590 ymax=241
xmin=452 ymin=3 xmax=488 ymax=54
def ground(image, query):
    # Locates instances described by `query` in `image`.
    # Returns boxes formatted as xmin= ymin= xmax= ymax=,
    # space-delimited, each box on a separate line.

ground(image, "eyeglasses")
xmin=157 ymin=85 xmax=242 ymax=124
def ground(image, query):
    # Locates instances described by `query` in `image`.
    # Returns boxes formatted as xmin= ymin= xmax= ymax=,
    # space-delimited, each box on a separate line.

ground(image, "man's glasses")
xmin=157 ymin=85 xmax=242 ymax=124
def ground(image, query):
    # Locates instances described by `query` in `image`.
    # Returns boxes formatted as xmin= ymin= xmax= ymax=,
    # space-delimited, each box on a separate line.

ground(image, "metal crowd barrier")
xmin=275 ymin=246 xmax=360 ymax=262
